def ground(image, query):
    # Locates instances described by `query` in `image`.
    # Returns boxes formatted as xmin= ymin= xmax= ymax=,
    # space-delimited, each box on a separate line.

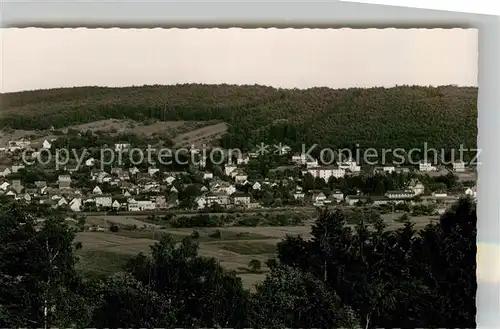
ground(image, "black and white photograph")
xmin=0 ymin=27 xmax=478 ymax=328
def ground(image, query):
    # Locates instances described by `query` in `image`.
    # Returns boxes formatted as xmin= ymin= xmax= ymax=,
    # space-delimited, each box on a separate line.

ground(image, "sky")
xmin=0 ymin=28 xmax=478 ymax=93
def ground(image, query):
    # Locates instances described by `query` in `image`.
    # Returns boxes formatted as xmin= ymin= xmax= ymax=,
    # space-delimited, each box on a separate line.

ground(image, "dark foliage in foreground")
xmin=0 ymin=196 xmax=476 ymax=328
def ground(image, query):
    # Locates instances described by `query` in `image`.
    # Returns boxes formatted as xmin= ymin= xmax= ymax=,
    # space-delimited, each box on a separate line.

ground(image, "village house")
xmin=452 ymin=160 xmax=466 ymax=172
xmin=432 ymin=191 xmax=448 ymax=198
xmin=58 ymin=175 xmax=72 ymax=189
xmin=127 ymin=199 xmax=139 ymax=211
xmin=237 ymin=155 xmax=250 ymax=165
xmin=129 ymin=167 xmax=140 ymax=175
xmin=331 ymin=190 xmax=344 ymax=202
xmin=155 ymin=196 xmax=167 ymax=209
xmin=232 ymin=192 xmax=251 ymax=207
xmin=338 ymin=158 xmax=361 ymax=172
xmin=306 ymin=159 xmax=319 ymax=168
xmin=11 ymin=180 xmax=24 ymax=194
xmin=385 ymin=190 xmax=415 ymax=200
xmin=95 ymin=195 xmax=112 ymax=209
xmin=69 ymin=198 xmax=82 ymax=212
xmin=0 ymin=181 xmax=10 ymax=191
xmin=291 ymin=154 xmax=307 ymax=165
xmin=233 ymin=171 xmax=248 ymax=184
xmin=225 ymin=164 xmax=237 ymax=176
xmin=137 ymin=200 xmax=156 ymax=211
xmin=307 ymin=166 xmax=346 ymax=181
xmin=205 ymin=192 xmax=230 ymax=207
xmin=383 ymin=166 xmax=395 ymax=174
xmin=148 ymin=167 xmax=160 ymax=176
xmin=465 ymin=186 xmax=477 ymax=199
xmin=111 ymin=200 xmax=122 ymax=210
xmin=202 ymin=172 xmax=214 ymax=180
xmin=293 ymin=189 xmax=305 ymax=200
xmin=115 ymin=143 xmax=131 ymax=152
xmin=252 ymin=182 xmax=262 ymax=190
xmin=11 ymin=164 xmax=25 ymax=173
xmin=408 ymin=180 xmax=425 ymax=195
xmin=85 ymin=158 xmax=95 ymax=167
xmin=312 ymin=192 xmax=327 ymax=206
xmin=42 ymin=140 xmax=52 ymax=149
xmin=164 ymin=175 xmax=176 ymax=185
xmin=345 ymin=195 xmax=370 ymax=206
xmin=0 ymin=167 xmax=11 ymax=177
xmin=92 ymin=186 xmax=103 ymax=195
xmin=8 ymin=139 xmax=31 ymax=152
xmin=419 ymin=160 xmax=436 ymax=172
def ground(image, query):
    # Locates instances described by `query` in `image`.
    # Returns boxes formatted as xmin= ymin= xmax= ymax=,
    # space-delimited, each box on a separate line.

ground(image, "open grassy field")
xmin=75 ymin=211 xmax=439 ymax=289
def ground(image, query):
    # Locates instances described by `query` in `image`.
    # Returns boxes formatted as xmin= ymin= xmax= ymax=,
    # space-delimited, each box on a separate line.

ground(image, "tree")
xmin=248 ymin=259 xmax=261 ymax=272
xmin=249 ymin=265 xmax=359 ymax=329
xmin=0 ymin=198 xmax=87 ymax=328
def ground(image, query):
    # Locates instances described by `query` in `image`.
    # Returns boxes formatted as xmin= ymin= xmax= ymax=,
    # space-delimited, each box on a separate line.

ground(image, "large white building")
xmin=338 ymin=158 xmax=361 ymax=172
xmin=307 ymin=166 xmax=346 ymax=181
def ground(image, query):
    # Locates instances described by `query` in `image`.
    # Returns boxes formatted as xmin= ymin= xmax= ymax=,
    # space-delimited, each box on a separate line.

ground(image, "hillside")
xmin=0 ymin=84 xmax=478 ymax=151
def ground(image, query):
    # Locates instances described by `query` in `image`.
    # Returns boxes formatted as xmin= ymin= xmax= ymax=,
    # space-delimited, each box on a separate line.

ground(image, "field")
xmin=75 ymin=212 xmax=438 ymax=289
xmin=0 ymin=118 xmax=227 ymax=149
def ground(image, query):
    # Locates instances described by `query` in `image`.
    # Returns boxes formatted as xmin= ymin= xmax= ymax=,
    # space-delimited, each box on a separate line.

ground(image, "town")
xmin=0 ymin=135 xmax=477 ymax=221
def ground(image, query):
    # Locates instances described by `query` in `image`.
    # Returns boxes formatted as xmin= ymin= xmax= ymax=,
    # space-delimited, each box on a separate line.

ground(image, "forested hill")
xmin=0 ymin=84 xmax=478 ymax=151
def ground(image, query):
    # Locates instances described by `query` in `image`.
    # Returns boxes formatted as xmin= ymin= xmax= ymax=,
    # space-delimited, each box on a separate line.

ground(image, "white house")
xmin=137 ymin=200 xmax=156 ymax=211
xmin=419 ymin=160 xmax=436 ymax=172
xmin=338 ymin=158 xmax=361 ymax=172
xmin=164 ymin=176 xmax=176 ymax=185
xmin=237 ymin=156 xmax=250 ymax=165
xmin=148 ymin=167 xmax=160 ymax=176
xmin=85 ymin=158 xmax=95 ymax=167
xmin=42 ymin=140 xmax=52 ymax=149
xmin=385 ymin=190 xmax=415 ymax=199
xmin=206 ymin=192 xmax=230 ymax=206
xmin=11 ymin=165 xmax=25 ymax=173
xmin=0 ymin=168 xmax=11 ymax=177
xmin=465 ymin=186 xmax=477 ymax=198
xmin=129 ymin=167 xmax=140 ymax=175
xmin=202 ymin=172 xmax=213 ymax=180
xmin=234 ymin=172 xmax=248 ymax=183
xmin=291 ymin=154 xmax=307 ymax=165
xmin=0 ymin=182 xmax=10 ymax=191
xmin=95 ymin=196 xmax=112 ymax=208
xmin=453 ymin=161 xmax=466 ymax=172
xmin=432 ymin=192 xmax=448 ymax=198
xmin=112 ymin=200 xmax=122 ymax=209
xmin=409 ymin=180 xmax=425 ymax=195
xmin=93 ymin=186 xmax=103 ymax=195
xmin=232 ymin=192 xmax=251 ymax=207
xmin=57 ymin=197 xmax=68 ymax=207
xmin=293 ymin=190 xmax=305 ymax=199
xmin=307 ymin=167 xmax=346 ymax=181
xmin=194 ymin=196 xmax=207 ymax=209
xmin=306 ymin=159 xmax=319 ymax=168
xmin=331 ymin=190 xmax=344 ymax=202
xmin=69 ymin=198 xmax=82 ymax=212
xmin=252 ymin=182 xmax=262 ymax=190
xmin=225 ymin=164 xmax=237 ymax=176
xmin=224 ymin=185 xmax=237 ymax=196
xmin=312 ymin=192 xmax=327 ymax=206
xmin=383 ymin=166 xmax=395 ymax=174
xmin=115 ymin=143 xmax=131 ymax=152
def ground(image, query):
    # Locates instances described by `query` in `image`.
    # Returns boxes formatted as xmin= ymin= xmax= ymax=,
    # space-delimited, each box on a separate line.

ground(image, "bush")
xmin=191 ymin=230 xmax=200 ymax=239
xmin=109 ymin=224 xmax=119 ymax=232
xmin=248 ymin=259 xmax=262 ymax=272
xmin=209 ymin=229 xmax=222 ymax=239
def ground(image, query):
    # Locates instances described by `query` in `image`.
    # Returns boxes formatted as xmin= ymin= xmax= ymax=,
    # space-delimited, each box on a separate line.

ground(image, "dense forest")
xmin=0 ymin=84 xmax=478 ymax=152
xmin=0 ymin=196 xmax=476 ymax=328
